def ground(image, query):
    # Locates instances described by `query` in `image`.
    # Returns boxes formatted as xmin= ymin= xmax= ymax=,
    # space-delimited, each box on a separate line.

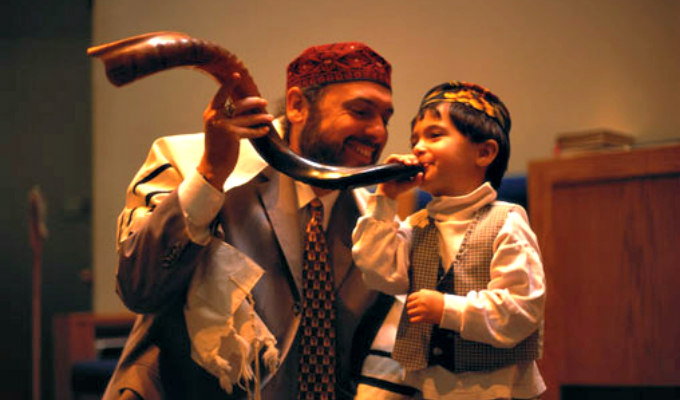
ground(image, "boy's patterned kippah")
xmin=287 ymin=42 xmax=391 ymax=91
xmin=419 ymin=81 xmax=510 ymax=134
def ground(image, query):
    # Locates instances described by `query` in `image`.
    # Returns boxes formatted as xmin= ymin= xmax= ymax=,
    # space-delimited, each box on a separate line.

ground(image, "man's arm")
xmin=115 ymin=81 xmax=273 ymax=313
xmin=115 ymin=140 xmax=216 ymax=313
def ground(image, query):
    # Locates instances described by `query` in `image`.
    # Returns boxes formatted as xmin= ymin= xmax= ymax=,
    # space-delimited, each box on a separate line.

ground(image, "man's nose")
xmin=365 ymin=117 xmax=388 ymax=144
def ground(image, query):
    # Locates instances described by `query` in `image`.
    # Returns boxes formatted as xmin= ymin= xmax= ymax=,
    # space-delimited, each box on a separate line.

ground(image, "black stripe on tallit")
xmin=123 ymin=207 xmax=136 ymax=229
xmin=132 ymin=163 xmax=172 ymax=194
xmin=368 ymin=349 xmax=392 ymax=358
xmin=145 ymin=190 xmax=172 ymax=207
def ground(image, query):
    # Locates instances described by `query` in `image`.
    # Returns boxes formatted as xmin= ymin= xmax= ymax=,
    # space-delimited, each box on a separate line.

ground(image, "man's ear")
xmin=476 ymin=139 xmax=499 ymax=168
xmin=286 ymin=87 xmax=309 ymax=125
xmin=286 ymin=87 xmax=310 ymax=152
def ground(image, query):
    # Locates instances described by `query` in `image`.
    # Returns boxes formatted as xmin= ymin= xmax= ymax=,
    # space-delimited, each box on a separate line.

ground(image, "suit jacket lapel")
xmin=256 ymin=171 xmax=362 ymax=294
xmin=257 ymin=168 xmax=304 ymax=295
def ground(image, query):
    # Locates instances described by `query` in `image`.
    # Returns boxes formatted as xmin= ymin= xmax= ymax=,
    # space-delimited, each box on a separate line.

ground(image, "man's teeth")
xmin=348 ymin=141 xmax=373 ymax=158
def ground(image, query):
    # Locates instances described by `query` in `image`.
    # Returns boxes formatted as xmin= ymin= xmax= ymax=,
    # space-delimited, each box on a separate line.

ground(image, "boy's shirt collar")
xmin=426 ymin=182 xmax=496 ymax=221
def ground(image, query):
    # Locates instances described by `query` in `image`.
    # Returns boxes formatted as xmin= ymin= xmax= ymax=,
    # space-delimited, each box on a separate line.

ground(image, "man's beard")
xmin=297 ymin=109 xmax=378 ymax=167
xmin=298 ymin=110 xmax=344 ymax=165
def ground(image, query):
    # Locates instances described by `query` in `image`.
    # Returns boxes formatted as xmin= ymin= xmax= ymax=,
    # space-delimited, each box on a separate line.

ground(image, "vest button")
xmin=432 ymin=347 xmax=443 ymax=356
xmin=292 ymin=301 xmax=302 ymax=315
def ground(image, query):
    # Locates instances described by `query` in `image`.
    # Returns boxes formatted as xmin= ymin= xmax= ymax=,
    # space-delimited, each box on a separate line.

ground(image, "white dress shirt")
xmin=352 ymin=183 xmax=546 ymax=400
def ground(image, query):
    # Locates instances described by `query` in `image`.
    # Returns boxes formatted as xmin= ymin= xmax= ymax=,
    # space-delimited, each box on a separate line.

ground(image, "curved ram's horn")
xmin=88 ymin=31 xmax=422 ymax=189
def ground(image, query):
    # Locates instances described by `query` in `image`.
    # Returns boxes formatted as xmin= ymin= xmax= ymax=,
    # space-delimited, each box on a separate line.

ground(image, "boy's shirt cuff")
xmin=440 ymin=293 xmax=465 ymax=331
xmin=366 ymin=193 xmax=399 ymax=221
xmin=178 ymin=170 xmax=225 ymax=245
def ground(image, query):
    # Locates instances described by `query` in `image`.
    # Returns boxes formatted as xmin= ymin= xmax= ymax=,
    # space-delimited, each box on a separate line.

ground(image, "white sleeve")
xmin=178 ymin=169 xmax=226 ymax=245
xmin=439 ymin=207 xmax=546 ymax=348
xmin=351 ymin=194 xmax=411 ymax=295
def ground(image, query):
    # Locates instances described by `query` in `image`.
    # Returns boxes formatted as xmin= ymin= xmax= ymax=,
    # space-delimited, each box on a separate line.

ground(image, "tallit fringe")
xmin=230 ymin=278 xmax=281 ymax=400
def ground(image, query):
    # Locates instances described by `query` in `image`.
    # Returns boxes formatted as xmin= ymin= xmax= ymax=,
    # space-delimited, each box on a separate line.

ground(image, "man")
xmin=104 ymin=42 xmax=395 ymax=399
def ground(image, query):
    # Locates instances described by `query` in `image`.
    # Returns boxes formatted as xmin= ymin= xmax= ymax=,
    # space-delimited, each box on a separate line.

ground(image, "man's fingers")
xmin=231 ymin=96 xmax=270 ymax=117
xmin=210 ymin=94 xmax=271 ymax=122
xmin=209 ymin=85 xmax=230 ymax=111
xmin=206 ymin=118 xmax=271 ymax=140
xmin=239 ymin=126 xmax=271 ymax=139
xmin=231 ymin=112 xmax=274 ymax=130
xmin=209 ymin=72 xmax=242 ymax=111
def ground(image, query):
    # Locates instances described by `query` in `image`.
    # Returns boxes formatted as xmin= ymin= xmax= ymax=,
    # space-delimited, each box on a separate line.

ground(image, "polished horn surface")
xmin=88 ymin=32 xmax=422 ymax=189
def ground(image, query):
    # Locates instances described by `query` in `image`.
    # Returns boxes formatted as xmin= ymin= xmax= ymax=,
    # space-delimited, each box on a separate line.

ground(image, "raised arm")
xmin=115 ymin=82 xmax=272 ymax=313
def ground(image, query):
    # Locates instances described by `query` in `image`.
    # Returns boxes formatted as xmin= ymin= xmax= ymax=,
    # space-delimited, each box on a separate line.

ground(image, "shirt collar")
xmin=295 ymin=180 xmax=340 ymax=229
xmin=426 ymin=182 xmax=497 ymax=221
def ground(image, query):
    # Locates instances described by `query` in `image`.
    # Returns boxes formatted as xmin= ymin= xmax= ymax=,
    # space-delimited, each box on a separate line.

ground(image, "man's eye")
xmin=350 ymin=108 xmax=370 ymax=118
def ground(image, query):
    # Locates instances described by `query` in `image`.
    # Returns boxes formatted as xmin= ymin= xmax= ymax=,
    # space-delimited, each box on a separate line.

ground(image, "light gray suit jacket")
xmin=104 ymin=133 xmax=391 ymax=399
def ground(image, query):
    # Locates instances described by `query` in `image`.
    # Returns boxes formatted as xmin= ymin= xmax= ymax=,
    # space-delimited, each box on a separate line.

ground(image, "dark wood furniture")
xmin=53 ymin=312 xmax=136 ymax=400
xmin=528 ymin=144 xmax=680 ymax=399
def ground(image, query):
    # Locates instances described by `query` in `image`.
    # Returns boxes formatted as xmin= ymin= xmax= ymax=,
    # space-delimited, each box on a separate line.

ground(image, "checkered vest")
xmin=427 ymin=203 xmax=541 ymax=373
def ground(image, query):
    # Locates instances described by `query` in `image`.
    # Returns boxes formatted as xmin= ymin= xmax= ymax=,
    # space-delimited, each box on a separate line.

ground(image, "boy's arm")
xmin=351 ymin=194 xmax=411 ymax=295
xmin=438 ymin=206 xmax=546 ymax=348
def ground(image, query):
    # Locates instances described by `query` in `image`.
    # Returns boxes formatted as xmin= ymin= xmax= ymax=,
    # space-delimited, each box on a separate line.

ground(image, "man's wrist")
xmin=179 ymin=170 xmax=226 ymax=245
xmin=197 ymin=159 xmax=228 ymax=191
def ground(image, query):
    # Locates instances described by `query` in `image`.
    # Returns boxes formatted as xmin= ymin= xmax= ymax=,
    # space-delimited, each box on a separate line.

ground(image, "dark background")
xmin=2 ymin=2 xmax=93 ymax=399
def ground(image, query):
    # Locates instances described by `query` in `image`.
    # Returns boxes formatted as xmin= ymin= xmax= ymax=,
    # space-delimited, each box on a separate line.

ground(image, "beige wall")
xmin=92 ymin=0 xmax=680 ymax=312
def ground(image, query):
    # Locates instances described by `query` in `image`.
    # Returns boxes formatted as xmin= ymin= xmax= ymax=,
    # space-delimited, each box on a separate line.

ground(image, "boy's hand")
xmin=376 ymin=154 xmax=423 ymax=199
xmin=405 ymin=289 xmax=444 ymax=325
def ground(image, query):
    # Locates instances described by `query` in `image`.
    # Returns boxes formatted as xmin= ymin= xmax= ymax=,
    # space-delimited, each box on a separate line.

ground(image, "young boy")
xmin=352 ymin=82 xmax=546 ymax=400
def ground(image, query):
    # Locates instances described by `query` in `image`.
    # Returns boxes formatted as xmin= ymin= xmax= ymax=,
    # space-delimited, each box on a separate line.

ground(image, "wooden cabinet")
xmin=53 ymin=312 xmax=135 ymax=400
xmin=528 ymin=144 xmax=680 ymax=399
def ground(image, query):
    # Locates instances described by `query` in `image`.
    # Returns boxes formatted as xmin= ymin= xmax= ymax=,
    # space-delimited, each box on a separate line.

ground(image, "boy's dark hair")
xmin=411 ymin=82 xmax=511 ymax=189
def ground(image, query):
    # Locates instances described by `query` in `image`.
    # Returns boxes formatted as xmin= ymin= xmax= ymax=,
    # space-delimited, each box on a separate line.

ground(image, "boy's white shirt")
xmin=352 ymin=182 xmax=546 ymax=399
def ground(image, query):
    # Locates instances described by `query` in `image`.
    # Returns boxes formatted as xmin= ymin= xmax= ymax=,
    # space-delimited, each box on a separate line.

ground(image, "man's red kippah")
xmin=286 ymin=42 xmax=391 ymax=91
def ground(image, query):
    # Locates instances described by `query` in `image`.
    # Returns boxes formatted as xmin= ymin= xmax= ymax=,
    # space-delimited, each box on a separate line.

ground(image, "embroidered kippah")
xmin=419 ymin=81 xmax=510 ymax=134
xmin=287 ymin=42 xmax=391 ymax=91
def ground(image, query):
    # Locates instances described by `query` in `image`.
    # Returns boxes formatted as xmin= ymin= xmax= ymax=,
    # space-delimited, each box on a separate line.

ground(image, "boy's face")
xmin=410 ymin=102 xmax=489 ymax=197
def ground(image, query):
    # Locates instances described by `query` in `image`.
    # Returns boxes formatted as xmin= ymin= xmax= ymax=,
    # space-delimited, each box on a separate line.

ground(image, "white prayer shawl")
xmin=184 ymin=239 xmax=280 ymax=396
xmin=183 ymin=120 xmax=287 ymax=397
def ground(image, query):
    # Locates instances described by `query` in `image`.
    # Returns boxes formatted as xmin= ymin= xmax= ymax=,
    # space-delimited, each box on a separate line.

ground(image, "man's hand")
xmin=197 ymin=72 xmax=274 ymax=190
xmin=375 ymin=154 xmax=423 ymax=199
xmin=405 ymin=289 xmax=444 ymax=325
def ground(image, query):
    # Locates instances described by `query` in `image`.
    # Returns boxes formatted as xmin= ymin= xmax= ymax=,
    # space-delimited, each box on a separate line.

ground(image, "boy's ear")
xmin=476 ymin=139 xmax=499 ymax=168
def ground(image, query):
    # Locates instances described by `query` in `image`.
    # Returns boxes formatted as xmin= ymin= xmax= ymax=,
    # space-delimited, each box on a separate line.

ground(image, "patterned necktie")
xmin=392 ymin=217 xmax=440 ymax=371
xmin=298 ymin=198 xmax=336 ymax=400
